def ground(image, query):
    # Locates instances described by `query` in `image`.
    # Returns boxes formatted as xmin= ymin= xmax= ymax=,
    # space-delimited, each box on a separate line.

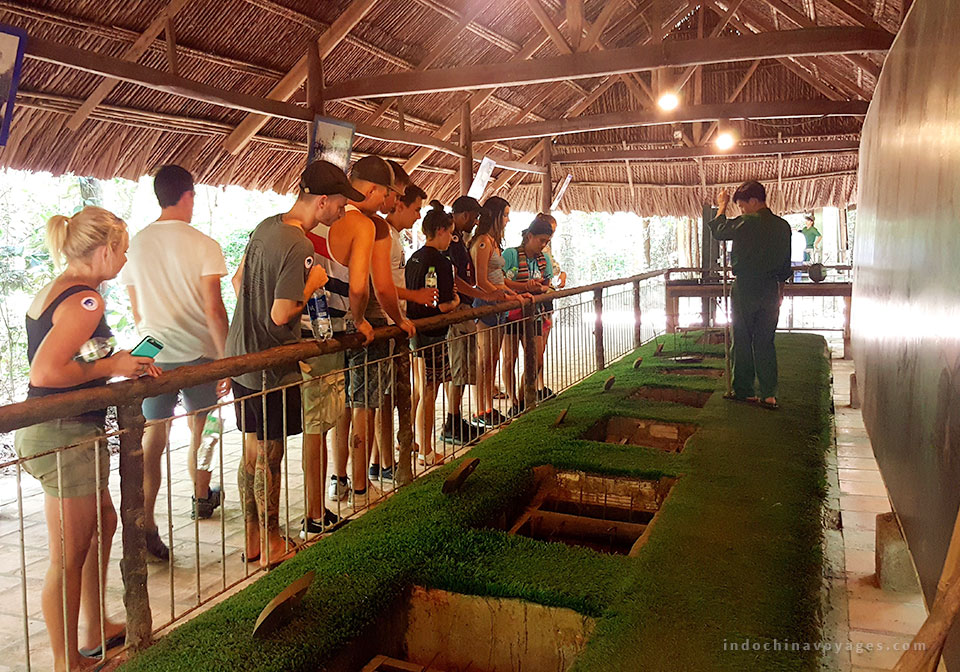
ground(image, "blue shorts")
xmin=142 ymin=357 xmax=220 ymax=421
xmin=473 ymin=298 xmax=506 ymax=328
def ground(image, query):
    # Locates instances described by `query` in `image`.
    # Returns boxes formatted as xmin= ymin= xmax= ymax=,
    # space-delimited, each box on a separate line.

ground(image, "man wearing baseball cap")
xmin=226 ymin=159 xmax=357 ymax=568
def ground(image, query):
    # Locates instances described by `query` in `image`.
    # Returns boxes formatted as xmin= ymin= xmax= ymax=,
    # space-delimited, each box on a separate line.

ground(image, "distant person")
xmin=120 ymin=165 xmax=230 ymax=562
xmin=708 ymin=181 xmax=791 ymax=408
xmin=501 ymin=218 xmax=554 ymax=415
xmin=406 ymin=204 xmax=460 ymax=466
xmin=442 ymin=195 xmax=507 ymax=443
xmin=227 ymin=160 xmax=356 ymax=568
xmin=470 ymin=197 xmax=520 ymax=427
xmin=17 ymin=206 xmax=159 ymax=671
xmin=801 ymin=214 xmax=822 ymax=262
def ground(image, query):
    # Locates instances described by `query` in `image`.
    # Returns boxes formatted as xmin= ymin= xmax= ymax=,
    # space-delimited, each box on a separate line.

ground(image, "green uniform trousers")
xmin=730 ymin=279 xmax=781 ymax=400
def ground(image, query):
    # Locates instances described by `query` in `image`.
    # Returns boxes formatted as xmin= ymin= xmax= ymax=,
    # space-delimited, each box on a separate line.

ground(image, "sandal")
xmin=722 ymin=393 xmax=757 ymax=404
xmin=418 ymin=449 xmax=439 ymax=467
xmin=241 ymin=551 xmax=260 ymax=564
xmin=758 ymin=399 xmax=780 ymax=410
xmin=79 ymin=630 xmax=126 ymax=658
xmin=261 ymin=537 xmax=301 ymax=570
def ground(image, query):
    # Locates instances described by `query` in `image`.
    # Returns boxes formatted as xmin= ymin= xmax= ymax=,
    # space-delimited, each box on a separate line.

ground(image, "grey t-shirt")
xmin=226 ymin=215 xmax=315 ymax=390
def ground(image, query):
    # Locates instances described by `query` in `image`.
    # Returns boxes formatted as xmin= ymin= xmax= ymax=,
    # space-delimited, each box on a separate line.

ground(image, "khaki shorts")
xmin=15 ymin=419 xmax=108 ymax=498
xmin=300 ymin=352 xmax=345 ymax=435
xmin=448 ymin=313 xmax=478 ymax=386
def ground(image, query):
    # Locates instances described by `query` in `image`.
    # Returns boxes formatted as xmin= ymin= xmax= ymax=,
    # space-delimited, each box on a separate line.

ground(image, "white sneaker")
xmin=327 ymin=475 xmax=351 ymax=501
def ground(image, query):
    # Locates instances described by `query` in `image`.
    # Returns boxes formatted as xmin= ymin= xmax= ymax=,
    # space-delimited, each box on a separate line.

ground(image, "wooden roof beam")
xmin=699 ymin=59 xmax=761 ymax=144
xmin=819 ymin=0 xmax=889 ymax=31
xmin=66 ymin=0 xmax=192 ymax=131
xmin=322 ymin=27 xmax=893 ymax=100
xmin=25 ymin=34 xmax=466 ymax=158
xmin=223 ymin=0 xmax=377 ymax=155
xmin=567 ymin=0 xmax=584 ymax=50
xmin=671 ymin=0 xmax=747 ymax=94
xmin=551 ymin=138 xmax=860 ymax=162
xmin=474 ymin=99 xmax=866 ymax=142
xmin=524 ymin=0 xmax=573 ymax=53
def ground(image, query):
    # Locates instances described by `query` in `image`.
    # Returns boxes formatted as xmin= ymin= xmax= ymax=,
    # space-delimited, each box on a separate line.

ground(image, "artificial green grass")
xmin=121 ymin=333 xmax=832 ymax=672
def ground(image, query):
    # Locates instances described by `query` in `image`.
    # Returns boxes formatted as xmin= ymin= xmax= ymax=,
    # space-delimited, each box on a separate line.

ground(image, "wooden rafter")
xmin=566 ymin=0 xmax=584 ymax=50
xmin=551 ymin=138 xmax=860 ymax=162
xmin=366 ymin=0 xmax=496 ymax=124
xmin=65 ymin=0 xmax=191 ymax=131
xmin=672 ymin=0 xmax=746 ymax=94
xmin=581 ymin=0 xmax=631 ymax=51
xmin=473 ymin=99 xmax=866 ymax=142
xmin=322 ymin=27 xmax=893 ymax=100
xmin=524 ymin=0 xmax=573 ymax=53
xmin=820 ymin=0 xmax=888 ymax=31
xmin=698 ymin=59 xmax=762 ymax=144
xmin=164 ymin=17 xmax=179 ymax=76
xmin=223 ymin=0 xmax=377 ymax=155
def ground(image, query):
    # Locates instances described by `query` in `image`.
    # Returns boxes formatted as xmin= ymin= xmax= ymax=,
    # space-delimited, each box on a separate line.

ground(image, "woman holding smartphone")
xmin=15 ymin=206 xmax=160 ymax=671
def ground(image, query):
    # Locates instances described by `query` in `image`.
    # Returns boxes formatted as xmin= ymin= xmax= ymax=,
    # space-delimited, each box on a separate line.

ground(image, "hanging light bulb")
xmin=657 ymin=91 xmax=680 ymax=111
xmin=715 ymin=131 xmax=736 ymax=151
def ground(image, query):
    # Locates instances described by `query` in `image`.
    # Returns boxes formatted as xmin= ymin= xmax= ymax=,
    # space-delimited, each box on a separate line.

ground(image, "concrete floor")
xmin=829 ymin=359 xmax=937 ymax=672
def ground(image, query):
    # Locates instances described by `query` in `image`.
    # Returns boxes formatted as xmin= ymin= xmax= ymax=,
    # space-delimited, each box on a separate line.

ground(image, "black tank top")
xmin=26 ymin=285 xmax=113 ymax=421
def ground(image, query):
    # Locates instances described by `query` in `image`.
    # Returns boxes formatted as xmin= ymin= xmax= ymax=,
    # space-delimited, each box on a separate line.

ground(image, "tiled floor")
xmin=830 ymin=359 xmax=937 ymax=672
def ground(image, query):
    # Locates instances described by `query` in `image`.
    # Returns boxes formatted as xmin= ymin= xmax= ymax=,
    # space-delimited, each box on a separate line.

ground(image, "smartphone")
xmin=131 ymin=335 xmax=164 ymax=359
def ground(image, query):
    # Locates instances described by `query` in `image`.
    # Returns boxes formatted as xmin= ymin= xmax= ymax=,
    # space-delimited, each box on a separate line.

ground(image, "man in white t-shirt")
xmin=119 ymin=165 xmax=230 ymax=560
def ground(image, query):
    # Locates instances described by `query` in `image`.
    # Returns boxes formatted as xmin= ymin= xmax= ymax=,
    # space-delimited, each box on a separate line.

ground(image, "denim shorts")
xmin=473 ymin=298 xmax=506 ymax=328
xmin=142 ymin=357 xmax=219 ymax=420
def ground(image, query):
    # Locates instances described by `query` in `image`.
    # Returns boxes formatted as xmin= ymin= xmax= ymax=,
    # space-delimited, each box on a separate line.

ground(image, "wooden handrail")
xmin=0 ymin=270 xmax=667 ymax=433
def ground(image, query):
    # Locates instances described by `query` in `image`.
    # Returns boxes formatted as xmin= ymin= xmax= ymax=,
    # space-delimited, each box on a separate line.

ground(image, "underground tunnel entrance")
xmin=582 ymin=416 xmax=698 ymax=453
xmin=657 ymin=366 xmax=724 ymax=378
xmin=629 ymin=386 xmax=714 ymax=408
xmin=328 ymin=585 xmax=595 ymax=672
xmin=503 ymin=467 xmax=677 ymax=557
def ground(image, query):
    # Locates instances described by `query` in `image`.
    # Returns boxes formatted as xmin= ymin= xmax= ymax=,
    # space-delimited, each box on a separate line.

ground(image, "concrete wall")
xmin=853 ymin=0 xmax=960 ymax=664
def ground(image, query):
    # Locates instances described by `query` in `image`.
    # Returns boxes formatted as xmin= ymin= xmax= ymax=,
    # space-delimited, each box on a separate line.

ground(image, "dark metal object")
xmin=253 ymin=571 xmax=316 ymax=639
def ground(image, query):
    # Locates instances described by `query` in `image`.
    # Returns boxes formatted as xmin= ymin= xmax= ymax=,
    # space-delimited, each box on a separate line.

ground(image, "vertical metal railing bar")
xmin=281 ymin=385 xmax=289 ymax=556
xmin=260 ymin=371 xmax=269 ymax=570
xmin=56 ymin=449 xmax=68 ymax=672
xmin=218 ymin=402 xmax=226 ymax=591
xmin=94 ymin=438 xmax=106 ymax=661
xmin=16 ymin=461 xmax=30 ymax=671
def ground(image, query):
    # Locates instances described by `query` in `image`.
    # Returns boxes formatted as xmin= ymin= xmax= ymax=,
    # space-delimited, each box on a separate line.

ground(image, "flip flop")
xmin=78 ymin=630 xmax=126 ymax=658
xmin=722 ymin=393 xmax=758 ymax=404
xmin=262 ymin=537 xmax=302 ymax=570
xmin=241 ymin=551 xmax=260 ymax=564
xmin=758 ymin=399 xmax=780 ymax=410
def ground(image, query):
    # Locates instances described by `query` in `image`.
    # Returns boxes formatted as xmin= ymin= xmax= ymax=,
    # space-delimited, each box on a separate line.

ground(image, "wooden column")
xmin=594 ymin=288 xmax=606 ymax=370
xmin=633 ymin=280 xmax=643 ymax=348
xmin=541 ymin=140 xmax=552 ymax=213
xmin=522 ymin=302 xmax=539 ymax=409
xmin=117 ymin=401 xmax=152 ymax=650
xmin=460 ymin=101 xmax=473 ymax=195
xmin=843 ymin=295 xmax=852 ymax=359
xmin=306 ymin=41 xmax=324 ymax=116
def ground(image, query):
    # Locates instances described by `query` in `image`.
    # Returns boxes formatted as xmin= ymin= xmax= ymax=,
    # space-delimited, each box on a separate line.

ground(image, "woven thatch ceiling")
xmin=0 ymin=0 xmax=904 ymax=216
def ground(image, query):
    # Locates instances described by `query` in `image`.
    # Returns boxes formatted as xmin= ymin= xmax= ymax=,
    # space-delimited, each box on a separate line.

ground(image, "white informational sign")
xmin=467 ymin=156 xmax=496 ymax=199
xmin=550 ymin=173 xmax=573 ymax=211
xmin=307 ymin=116 xmax=355 ymax=170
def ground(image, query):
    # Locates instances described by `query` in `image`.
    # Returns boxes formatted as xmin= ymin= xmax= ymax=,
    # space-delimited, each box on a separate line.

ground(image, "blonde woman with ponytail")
xmin=17 ymin=206 xmax=160 ymax=671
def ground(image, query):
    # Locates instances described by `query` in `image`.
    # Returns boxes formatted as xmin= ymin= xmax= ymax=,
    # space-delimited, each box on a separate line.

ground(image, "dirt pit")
xmin=503 ymin=467 xmax=676 ymax=557
xmin=330 ymin=585 xmax=595 ymax=672
xmin=629 ymin=386 xmax=714 ymax=408
xmin=582 ymin=416 xmax=698 ymax=453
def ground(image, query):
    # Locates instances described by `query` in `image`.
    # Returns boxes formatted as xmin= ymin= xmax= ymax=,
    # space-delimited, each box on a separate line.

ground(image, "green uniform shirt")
xmin=802 ymin=226 xmax=821 ymax=249
xmin=707 ymin=207 xmax=792 ymax=285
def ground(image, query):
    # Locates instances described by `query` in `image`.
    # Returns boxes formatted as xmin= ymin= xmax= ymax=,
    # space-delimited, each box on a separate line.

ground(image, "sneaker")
xmin=443 ymin=416 xmax=478 ymax=444
xmin=507 ymin=400 xmax=526 ymax=418
xmin=369 ymin=464 xmax=381 ymax=480
xmin=376 ymin=466 xmax=395 ymax=483
xmin=298 ymin=509 xmax=342 ymax=539
xmin=537 ymin=387 xmax=555 ymax=401
xmin=191 ymin=485 xmax=224 ymax=520
xmin=327 ymin=475 xmax=351 ymax=501
xmin=476 ymin=409 xmax=507 ymax=427
xmin=145 ymin=529 xmax=170 ymax=561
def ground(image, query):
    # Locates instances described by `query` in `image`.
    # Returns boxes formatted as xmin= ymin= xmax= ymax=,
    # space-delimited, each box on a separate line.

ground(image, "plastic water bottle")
xmin=197 ymin=415 xmax=220 ymax=472
xmin=425 ymin=266 xmax=438 ymax=306
xmin=307 ymin=290 xmax=333 ymax=340
xmin=77 ymin=336 xmax=117 ymax=362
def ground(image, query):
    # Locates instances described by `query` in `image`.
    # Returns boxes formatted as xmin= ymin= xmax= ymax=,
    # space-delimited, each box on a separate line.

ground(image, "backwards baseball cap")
xmin=350 ymin=155 xmax=393 ymax=188
xmin=300 ymin=160 xmax=364 ymax=201
xmin=452 ymin=195 xmax=482 ymax=213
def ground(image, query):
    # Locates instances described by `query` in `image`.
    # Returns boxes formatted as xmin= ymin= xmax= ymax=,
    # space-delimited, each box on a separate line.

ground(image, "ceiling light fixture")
xmin=657 ymin=92 xmax=679 ymax=111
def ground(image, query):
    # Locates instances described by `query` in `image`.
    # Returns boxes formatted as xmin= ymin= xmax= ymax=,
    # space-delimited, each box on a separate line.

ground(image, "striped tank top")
xmin=306 ymin=223 xmax=351 ymax=334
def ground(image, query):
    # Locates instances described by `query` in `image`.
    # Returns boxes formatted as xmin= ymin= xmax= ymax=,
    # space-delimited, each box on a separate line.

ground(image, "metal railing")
xmin=0 ymin=270 xmax=667 ymax=671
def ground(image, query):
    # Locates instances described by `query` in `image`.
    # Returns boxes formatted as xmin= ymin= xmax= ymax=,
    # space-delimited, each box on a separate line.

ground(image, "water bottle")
xmin=197 ymin=415 xmax=220 ymax=472
xmin=77 ymin=336 xmax=117 ymax=362
xmin=307 ymin=289 xmax=333 ymax=340
xmin=425 ymin=266 xmax=438 ymax=306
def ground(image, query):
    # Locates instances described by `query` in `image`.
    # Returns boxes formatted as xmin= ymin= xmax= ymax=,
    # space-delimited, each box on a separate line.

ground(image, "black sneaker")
xmin=537 ymin=387 xmax=555 ymax=401
xmin=476 ymin=409 xmax=507 ymax=427
xmin=145 ymin=529 xmax=170 ymax=561
xmin=299 ymin=509 xmax=343 ymax=539
xmin=443 ymin=415 xmax=478 ymax=444
xmin=191 ymin=485 xmax=224 ymax=520
xmin=507 ymin=400 xmax=526 ymax=418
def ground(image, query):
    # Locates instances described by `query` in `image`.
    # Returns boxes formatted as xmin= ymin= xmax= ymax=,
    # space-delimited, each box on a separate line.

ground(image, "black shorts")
xmin=232 ymin=380 xmax=302 ymax=441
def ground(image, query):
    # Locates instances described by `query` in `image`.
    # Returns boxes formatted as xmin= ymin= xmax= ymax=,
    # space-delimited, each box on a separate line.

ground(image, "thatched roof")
xmin=0 ymin=0 xmax=902 ymax=216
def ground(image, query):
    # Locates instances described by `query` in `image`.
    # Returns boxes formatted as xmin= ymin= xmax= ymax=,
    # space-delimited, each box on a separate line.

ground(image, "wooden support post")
xmin=460 ymin=101 xmax=473 ymax=195
xmin=540 ymin=140 xmax=552 ymax=213
xmin=633 ymin=280 xmax=643 ymax=348
xmin=117 ymin=401 xmax=152 ymax=650
xmin=164 ymin=17 xmax=179 ymax=76
xmin=665 ymin=285 xmax=679 ymax=335
xmin=594 ymin=288 xmax=606 ymax=371
xmin=395 ymin=338 xmax=415 ymax=485
xmin=843 ymin=295 xmax=852 ymax=359
xmin=306 ymin=41 xmax=324 ymax=116
xmin=522 ymin=301 xmax=539 ymax=409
